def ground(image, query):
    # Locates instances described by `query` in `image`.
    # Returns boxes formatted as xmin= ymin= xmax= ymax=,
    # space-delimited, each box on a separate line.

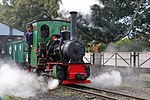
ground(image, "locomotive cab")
xmin=28 ymin=17 xmax=71 ymax=68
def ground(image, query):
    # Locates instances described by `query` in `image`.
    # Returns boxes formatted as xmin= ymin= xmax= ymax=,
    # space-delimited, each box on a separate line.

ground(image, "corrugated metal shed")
xmin=0 ymin=22 xmax=24 ymax=56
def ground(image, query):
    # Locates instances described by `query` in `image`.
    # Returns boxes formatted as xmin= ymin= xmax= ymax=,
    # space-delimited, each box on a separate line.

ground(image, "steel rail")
xmin=62 ymin=85 xmax=146 ymax=100
xmin=61 ymin=85 xmax=118 ymax=100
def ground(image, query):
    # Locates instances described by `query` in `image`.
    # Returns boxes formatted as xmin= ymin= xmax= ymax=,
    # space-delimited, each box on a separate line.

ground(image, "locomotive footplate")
xmin=62 ymin=80 xmax=91 ymax=84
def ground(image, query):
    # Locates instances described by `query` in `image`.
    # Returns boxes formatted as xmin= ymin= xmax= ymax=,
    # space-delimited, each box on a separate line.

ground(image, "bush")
xmin=114 ymin=38 xmax=148 ymax=52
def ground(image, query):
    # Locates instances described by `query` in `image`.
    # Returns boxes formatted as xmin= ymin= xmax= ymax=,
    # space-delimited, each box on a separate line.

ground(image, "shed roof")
xmin=0 ymin=22 xmax=24 ymax=36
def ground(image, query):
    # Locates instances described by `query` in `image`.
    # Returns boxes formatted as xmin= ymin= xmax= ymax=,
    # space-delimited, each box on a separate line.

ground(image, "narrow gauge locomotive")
xmin=7 ymin=12 xmax=91 ymax=84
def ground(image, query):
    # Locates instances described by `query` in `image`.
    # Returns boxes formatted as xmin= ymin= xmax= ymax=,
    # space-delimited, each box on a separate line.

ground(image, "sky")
xmin=60 ymin=0 xmax=100 ymax=14
xmin=0 ymin=0 xmax=102 ymax=14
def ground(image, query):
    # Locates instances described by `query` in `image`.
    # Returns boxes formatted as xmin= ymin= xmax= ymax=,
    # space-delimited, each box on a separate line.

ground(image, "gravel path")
xmin=22 ymin=86 xmax=94 ymax=100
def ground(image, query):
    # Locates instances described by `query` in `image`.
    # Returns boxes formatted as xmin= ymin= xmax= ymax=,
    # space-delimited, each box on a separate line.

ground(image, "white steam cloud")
xmin=48 ymin=79 xmax=59 ymax=90
xmin=0 ymin=0 xmax=2 ymax=4
xmin=0 ymin=59 xmax=59 ymax=98
xmin=91 ymin=70 xmax=122 ymax=88
xmin=0 ymin=63 xmax=46 ymax=97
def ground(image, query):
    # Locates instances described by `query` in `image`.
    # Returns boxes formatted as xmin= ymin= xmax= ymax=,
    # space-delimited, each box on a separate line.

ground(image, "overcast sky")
xmin=60 ymin=0 xmax=100 ymax=13
xmin=0 ymin=0 xmax=102 ymax=14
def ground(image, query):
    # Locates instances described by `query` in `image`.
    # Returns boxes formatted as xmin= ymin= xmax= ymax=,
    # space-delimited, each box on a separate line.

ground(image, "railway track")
xmin=61 ymin=85 xmax=146 ymax=100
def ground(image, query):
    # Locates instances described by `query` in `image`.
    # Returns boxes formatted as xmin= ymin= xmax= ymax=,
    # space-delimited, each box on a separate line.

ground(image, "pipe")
xmin=70 ymin=11 xmax=78 ymax=40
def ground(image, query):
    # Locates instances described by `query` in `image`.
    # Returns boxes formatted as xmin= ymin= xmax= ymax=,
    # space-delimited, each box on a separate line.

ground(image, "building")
xmin=0 ymin=22 xmax=24 ymax=56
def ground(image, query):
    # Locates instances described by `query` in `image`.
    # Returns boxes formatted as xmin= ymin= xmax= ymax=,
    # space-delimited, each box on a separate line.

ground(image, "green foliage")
xmin=39 ymin=0 xmax=62 ymax=17
xmin=0 ymin=0 xmax=61 ymax=30
xmin=99 ymin=43 xmax=107 ymax=52
xmin=129 ymin=0 xmax=150 ymax=48
xmin=78 ymin=0 xmax=149 ymax=46
xmin=0 ymin=5 xmax=3 ymax=21
xmin=90 ymin=0 xmax=136 ymax=43
xmin=114 ymin=38 xmax=150 ymax=52
xmin=115 ymin=38 xmax=133 ymax=46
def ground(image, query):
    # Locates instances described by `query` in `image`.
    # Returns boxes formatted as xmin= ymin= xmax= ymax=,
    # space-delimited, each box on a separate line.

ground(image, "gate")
xmin=84 ymin=52 xmax=150 ymax=68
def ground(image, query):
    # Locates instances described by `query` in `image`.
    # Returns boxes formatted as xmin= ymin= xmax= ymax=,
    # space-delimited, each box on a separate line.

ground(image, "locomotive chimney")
xmin=70 ymin=11 xmax=78 ymax=40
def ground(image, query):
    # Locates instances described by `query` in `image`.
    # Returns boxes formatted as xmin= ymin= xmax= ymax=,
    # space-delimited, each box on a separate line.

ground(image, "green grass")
xmin=3 ymin=96 xmax=19 ymax=100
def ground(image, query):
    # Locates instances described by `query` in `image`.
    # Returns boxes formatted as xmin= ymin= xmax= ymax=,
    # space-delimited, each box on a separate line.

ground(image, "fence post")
xmin=90 ymin=53 xmax=95 ymax=65
xmin=100 ymin=53 xmax=102 ymax=66
xmin=90 ymin=53 xmax=92 ymax=64
xmin=115 ymin=53 xmax=117 ymax=67
xmin=130 ymin=53 xmax=132 ymax=67
xmin=137 ymin=52 xmax=140 ymax=76
xmin=93 ymin=53 xmax=95 ymax=65
xmin=137 ymin=53 xmax=139 ymax=68
xmin=100 ymin=52 xmax=104 ymax=66
xmin=133 ymin=52 xmax=136 ymax=68
xmin=102 ymin=53 xmax=104 ymax=65
xmin=132 ymin=52 xmax=140 ymax=76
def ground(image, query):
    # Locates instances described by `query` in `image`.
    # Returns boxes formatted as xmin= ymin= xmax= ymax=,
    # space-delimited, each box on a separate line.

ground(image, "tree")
xmin=39 ymin=0 xmax=62 ymax=18
xmin=90 ymin=0 xmax=137 ymax=44
xmin=114 ymin=38 xmax=150 ymax=52
xmin=0 ymin=5 xmax=3 ymax=21
xmin=81 ymin=0 xmax=149 ymax=45
xmin=0 ymin=0 xmax=61 ymax=30
xmin=129 ymin=0 xmax=150 ymax=48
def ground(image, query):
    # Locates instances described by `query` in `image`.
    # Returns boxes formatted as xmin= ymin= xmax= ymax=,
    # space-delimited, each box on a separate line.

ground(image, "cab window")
xmin=60 ymin=26 xmax=68 ymax=32
xmin=40 ymin=24 xmax=49 ymax=38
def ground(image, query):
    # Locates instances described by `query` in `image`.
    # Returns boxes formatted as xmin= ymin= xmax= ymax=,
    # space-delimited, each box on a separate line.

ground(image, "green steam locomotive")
xmin=7 ymin=12 xmax=91 ymax=84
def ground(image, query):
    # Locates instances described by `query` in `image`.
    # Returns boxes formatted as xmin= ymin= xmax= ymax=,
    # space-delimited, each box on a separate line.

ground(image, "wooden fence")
xmin=83 ymin=52 xmax=150 ymax=68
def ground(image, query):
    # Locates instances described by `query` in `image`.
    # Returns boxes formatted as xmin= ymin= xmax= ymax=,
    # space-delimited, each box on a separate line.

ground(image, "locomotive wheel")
xmin=57 ymin=70 xmax=65 ymax=80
